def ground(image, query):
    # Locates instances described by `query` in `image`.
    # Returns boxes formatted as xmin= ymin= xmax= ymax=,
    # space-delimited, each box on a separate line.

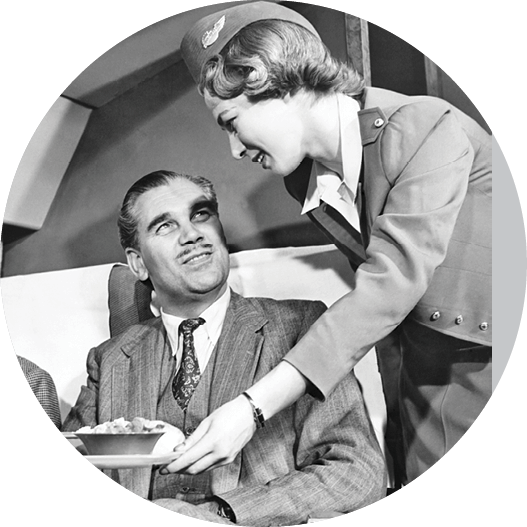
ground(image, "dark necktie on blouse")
xmin=172 ymin=317 xmax=205 ymax=412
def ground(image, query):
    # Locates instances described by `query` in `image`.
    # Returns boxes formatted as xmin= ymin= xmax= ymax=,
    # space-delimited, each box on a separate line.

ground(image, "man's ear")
xmin=125 ymin=248 xmax=149 ymax=281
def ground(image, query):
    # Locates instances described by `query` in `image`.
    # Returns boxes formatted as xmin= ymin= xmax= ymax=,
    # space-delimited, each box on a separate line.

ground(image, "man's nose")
xmin=179 ymin=221 xmax=203 ymax=245
xmin=228 ymin=134 xmax=246 ymax=160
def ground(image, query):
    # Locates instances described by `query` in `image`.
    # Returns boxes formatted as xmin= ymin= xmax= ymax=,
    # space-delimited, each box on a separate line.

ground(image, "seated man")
xmin=63 ymin=170 xmax=386 ymax=525
xmin=18 ymin=355 xmax=61 ymax=429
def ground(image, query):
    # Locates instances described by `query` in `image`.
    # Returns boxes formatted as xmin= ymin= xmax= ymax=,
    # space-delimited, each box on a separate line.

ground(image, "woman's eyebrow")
xmin=217 ymin=110 xmax=230 ymax=128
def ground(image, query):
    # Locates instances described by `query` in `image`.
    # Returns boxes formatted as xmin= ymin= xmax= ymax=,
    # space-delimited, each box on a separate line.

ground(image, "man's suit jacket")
xmin=283 ymin=86 xmax=492 ymax=399
xmin=64 ymin=292 xmax=386 ymax=526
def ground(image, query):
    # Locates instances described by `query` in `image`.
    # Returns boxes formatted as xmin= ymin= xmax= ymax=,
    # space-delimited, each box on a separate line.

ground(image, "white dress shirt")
xmin=301 ymin=94 xmax=363 ymax=232
xmin=160 ymin=288 xmax=231 ymax=373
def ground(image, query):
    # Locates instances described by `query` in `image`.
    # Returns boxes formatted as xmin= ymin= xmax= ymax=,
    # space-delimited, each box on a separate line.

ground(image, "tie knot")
xmin=179 ymin=317 xmax=205 ymax=336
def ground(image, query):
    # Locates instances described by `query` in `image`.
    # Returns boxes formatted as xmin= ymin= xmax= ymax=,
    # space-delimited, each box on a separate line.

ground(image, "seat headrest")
xmin=108 ymin=264 xmax=155 ymax=337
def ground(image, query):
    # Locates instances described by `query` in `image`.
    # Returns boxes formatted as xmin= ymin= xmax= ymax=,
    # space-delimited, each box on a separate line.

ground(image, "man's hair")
xmin=199 ymin=19 xmax=364 ymax=102
xmin=118 ymin=170 xmax=218 ymax=250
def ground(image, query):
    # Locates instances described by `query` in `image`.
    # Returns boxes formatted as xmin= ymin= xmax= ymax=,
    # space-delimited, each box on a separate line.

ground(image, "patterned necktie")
xmin=172 ymin=317 xmax=205 ymax=411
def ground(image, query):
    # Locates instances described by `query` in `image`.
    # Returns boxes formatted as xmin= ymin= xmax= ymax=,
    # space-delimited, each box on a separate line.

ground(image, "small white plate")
xmin=85 ymin=451 xmax=181 ymax=469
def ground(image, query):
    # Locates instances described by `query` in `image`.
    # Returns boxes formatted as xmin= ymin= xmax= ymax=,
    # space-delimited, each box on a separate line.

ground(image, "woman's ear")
xmin=125 ymin=248 xmax=149 ymax=281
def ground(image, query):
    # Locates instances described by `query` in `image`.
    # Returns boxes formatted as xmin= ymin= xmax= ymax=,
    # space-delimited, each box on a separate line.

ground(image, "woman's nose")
xmin=228 ymin=134 xmax=246 ymax=160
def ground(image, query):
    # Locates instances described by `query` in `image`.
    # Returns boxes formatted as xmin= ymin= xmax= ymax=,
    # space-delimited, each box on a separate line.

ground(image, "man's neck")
xmin=160 ymin=284 xmax=228 ymax=319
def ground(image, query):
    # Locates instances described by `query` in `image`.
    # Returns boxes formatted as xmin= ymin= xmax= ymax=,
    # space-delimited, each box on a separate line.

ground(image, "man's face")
xmin=204 ymin=91 xmax=308 ymax=177
xmin=126 ymin=178 xmax=230 ymax=316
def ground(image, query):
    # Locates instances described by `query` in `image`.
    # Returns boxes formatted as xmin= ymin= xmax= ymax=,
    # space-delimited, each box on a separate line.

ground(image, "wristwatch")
xmin=217 ymin=500 xmax=236 ymax=522
xmin=241 ymin=391 xmax=265 ymax=429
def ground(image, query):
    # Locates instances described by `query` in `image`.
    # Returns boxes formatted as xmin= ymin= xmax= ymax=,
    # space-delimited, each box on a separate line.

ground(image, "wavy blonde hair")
xmin=199 ymin=19 xmax=364 ymax=102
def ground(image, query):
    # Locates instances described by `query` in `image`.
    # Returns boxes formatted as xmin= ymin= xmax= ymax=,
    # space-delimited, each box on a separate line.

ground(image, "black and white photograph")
xmin=0 ymin=1 xmax=524 ymax=525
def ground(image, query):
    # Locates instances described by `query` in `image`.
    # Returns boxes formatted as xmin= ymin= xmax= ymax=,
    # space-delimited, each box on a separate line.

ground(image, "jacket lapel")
xmin=287 ymin=86 xmax=400 ymax=248
xmin=283 ymin=102 xmax=383 ymax=256
xmin=209 ymin=292 xmax=267 ymax=495
xmin=209 ymin=292 xmax=267 ymax=409
xmin=112 ymin=320 xmax=167 ymax=419
xmin=111 ymin=320 xmax=168 ymax=498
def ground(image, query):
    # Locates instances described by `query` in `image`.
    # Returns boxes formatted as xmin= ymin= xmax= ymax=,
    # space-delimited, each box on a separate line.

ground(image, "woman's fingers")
xmin=161 ymin=395 xmax=255 ymax=474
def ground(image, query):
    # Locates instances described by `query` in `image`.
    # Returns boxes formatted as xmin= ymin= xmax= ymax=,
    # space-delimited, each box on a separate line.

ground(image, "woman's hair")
xmin=118 ymin=170 xmax=218 ymax=250
xmin=200 ymin=19 xmax=364 ymax=102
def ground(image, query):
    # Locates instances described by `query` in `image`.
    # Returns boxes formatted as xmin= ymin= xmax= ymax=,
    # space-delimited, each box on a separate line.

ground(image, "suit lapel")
xmin=112 ymin=320 xmax=167 ymax=420
xmin=209 ymin=292 xmax=267 ymax=411
xmin=209 ymin=292 xmax=267 ymax=495
xmin=111 ymin=320 xmax=168 ymax=498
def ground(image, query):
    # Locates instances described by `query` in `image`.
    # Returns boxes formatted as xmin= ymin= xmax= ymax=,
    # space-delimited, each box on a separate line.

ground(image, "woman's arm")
xmin=163 ymin=360 xmax=307 ymax=474
xmin=164 ymin=102 xmax=473 ymax=475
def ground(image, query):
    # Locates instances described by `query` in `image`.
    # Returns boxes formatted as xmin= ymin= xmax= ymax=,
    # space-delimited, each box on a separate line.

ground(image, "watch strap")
xmin=242 ymin=391 xmax=265 ymax=429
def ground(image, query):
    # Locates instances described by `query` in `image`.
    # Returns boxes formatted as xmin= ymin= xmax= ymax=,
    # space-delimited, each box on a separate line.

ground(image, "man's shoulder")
xmin=228 ymin=295 xmax=326 ymax=365
xmin=245 ymin=296 xmax=325 ymax=311
xmin=243 ymin=296 xmax=326 ymax=317
xmin=92 ymin=317 xmax=164 ymax=356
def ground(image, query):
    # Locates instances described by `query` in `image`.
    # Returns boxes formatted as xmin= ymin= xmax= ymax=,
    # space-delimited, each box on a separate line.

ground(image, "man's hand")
xmin=153 ymin=498 xmax=234 ymax=524
xmin=159 ymin=394 xmax=256 ymax=474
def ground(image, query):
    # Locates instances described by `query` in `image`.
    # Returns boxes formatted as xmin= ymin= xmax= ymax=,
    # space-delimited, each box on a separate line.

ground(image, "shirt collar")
xmin=302 ymin=94 xmax=362 ymax=215
xmin=160 ymin=287 xmax=231 ymax=357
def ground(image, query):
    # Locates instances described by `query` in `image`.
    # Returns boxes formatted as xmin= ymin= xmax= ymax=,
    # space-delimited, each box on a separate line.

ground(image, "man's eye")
xmin=156 ymin=222 xmax=172 ymax=234
xmin=193 ymin=210 xmax=211 ymax=222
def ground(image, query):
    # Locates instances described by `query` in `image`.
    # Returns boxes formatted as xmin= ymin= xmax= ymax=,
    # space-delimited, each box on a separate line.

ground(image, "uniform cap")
xmin=181 ymin=1 xmax=319 ymax=83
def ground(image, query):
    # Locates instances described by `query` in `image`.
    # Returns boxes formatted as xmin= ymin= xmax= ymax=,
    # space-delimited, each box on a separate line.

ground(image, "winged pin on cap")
xmin=181 ymin=1 xmax=319 ymax=84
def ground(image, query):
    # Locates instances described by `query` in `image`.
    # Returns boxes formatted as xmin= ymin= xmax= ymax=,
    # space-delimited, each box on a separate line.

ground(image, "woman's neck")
xmin=303 ymin=92 xmax=342 ymax=166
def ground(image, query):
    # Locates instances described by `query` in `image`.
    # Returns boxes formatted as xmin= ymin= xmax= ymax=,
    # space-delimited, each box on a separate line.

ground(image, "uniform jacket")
xmin=64 ymin=292 xmax=386 ymax=527
xmin=283 ymin=87 xmax=492 ymax=399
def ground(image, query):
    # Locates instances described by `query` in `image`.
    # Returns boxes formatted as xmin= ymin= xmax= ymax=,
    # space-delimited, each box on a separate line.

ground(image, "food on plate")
xmin=76 ymin=416 xmax=168 ymax=435
xmin=74 ymin=417 xmax=186 ymax=455
xmin=152 ymin=423 xmax=186 ymax=455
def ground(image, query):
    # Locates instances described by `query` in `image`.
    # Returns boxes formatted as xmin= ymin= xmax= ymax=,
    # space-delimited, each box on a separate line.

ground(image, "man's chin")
xmin=188 ymin=277 xmax=228 ymax=298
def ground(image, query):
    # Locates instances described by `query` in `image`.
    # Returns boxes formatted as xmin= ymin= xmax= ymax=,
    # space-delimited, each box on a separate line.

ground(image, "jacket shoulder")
xmin=363 ymin=88 xmax=454 ymax=143
xmin=247 ymin=296 xmax=326 ymax=318
xmin=91 ymin=317 xmax=163 ymax=359
xmin=364 ymin=86 xmax=451 ymax=119
xmin=242 ymin=297 xmax=327 ymax=365
xmin=378 ymin=97 xmax=469 ymax=183
xmin=244 ymin=297 xmax=327 ymax=338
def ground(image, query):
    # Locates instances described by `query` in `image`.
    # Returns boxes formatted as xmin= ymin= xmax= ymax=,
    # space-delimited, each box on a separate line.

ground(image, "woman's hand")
xmin=160 ymin=394 xmax=255 ymax=474
xmin=159 ymin=361 xmax=308 ymax=475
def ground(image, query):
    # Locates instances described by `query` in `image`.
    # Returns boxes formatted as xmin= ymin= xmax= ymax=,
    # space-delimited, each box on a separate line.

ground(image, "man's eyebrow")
xmin=191 ymin=198 xmax=218 ymax=214
xmin=146 ymin=212 xmax=171 ymax=233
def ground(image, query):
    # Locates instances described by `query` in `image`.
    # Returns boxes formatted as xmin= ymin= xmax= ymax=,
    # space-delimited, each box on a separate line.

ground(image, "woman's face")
xmin=204 ymin=90 xmax=309 ymax=177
